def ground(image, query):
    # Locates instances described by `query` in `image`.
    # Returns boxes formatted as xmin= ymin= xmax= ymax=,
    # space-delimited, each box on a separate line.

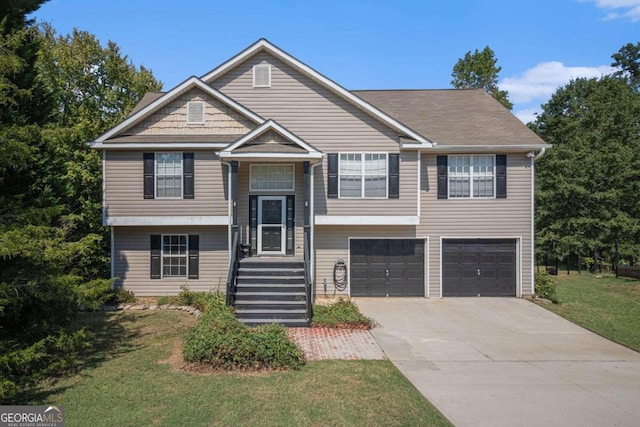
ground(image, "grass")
xmin=21 ymin=310 xmax=451 ymax=426
xmin=312 ymin=298 xmax=373 ymax=329
xmin=535 ymin=271 xmax=640 ymax=351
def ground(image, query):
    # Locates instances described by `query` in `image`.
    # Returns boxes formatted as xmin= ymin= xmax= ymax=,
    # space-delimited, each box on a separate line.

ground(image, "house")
xmin=90 ymin=39 xmax=550 ymax=325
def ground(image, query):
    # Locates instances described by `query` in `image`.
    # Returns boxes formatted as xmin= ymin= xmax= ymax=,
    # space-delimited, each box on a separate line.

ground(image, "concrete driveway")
xmin=355 ymin=298 xmax=640 ymax=427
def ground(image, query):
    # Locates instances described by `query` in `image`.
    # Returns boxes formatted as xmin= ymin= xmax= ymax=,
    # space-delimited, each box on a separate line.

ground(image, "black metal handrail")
xmin=226 ymin=229 xmax=240 ymax=306
xmin=303 ymin=227 xmax=313 ymax=322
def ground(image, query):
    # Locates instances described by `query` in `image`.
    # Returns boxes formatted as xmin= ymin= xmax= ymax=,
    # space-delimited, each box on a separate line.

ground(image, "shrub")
xmin=0 ymin=328 xmax=92 ymax=402
xmin=182 ymin=304 xmax=305 ymax=370
xmin=535 ymin=273 xmax=559 ymax=304
xmin=312 ymin=298 xmax=372 ymax=329
xmin=175 ymin=287 xmax=225 ymax=312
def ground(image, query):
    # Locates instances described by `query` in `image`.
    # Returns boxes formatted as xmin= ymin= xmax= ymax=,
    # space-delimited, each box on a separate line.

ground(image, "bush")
xmin=535 ymin=273 xmax=559 ymax=304
xmin=312 ymin=298 xmax=372 ymax=329
xmin=182 ymin=304 xmax=305 ymax=370
xmin=0 ymin=328 xmax=92 ymax=402
xmin=170 ymin=287 xmax=226 ymax=311
xmin=74 ymin=279 xmax=135 ymax=310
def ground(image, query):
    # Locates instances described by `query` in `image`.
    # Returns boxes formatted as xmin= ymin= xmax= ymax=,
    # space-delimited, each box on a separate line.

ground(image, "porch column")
xmin=303 ymin=161 xmax=310 ymax=227
xmin=231 ymin=161 xmax=238 ymax=229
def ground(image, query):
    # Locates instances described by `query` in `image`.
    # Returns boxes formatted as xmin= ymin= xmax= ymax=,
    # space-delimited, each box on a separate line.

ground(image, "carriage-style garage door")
xmin=350 ymin=239 xmax=425 ymax=297
xmin=442 ymin=238 xmax=517 ymax=297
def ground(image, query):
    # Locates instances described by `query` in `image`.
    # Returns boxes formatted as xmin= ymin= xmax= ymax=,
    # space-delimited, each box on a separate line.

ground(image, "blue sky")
xmin=30 ymin=0 xmax=639 ymax=123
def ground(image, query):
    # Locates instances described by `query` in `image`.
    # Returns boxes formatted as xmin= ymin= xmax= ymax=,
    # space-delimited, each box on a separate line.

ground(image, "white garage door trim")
xmin=348 ymin=236 xmax=429 ymax=298
xmin=439 ymin=236 xmax=522 ymax=298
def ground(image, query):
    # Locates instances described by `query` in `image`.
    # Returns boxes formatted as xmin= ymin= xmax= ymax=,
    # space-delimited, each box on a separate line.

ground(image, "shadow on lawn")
xmin=16 ymin=311 xmax=144 ymax=404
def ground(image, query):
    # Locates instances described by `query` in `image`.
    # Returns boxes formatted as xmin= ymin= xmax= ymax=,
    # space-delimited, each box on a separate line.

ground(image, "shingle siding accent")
xmin=127 ymin=88 xmax=255 ymax=135
xmin=113 ymin=226 xmax=228 ymax=296
xmin=417 ymin=153 xmax=533 ymax=297
xmin=104 ymin=150 xmax=227 ymax=217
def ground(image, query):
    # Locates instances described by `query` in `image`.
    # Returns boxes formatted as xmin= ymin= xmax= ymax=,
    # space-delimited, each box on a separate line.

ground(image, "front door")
xmin=258 ymin=196 xmax=286 ymax=255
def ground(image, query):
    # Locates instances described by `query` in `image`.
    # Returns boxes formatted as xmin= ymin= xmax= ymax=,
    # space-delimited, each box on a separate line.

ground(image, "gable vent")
xmin=187 ymin=101 xmax=205 ymax=124
xmin=253 ymin=64 xmax=271 ymax=88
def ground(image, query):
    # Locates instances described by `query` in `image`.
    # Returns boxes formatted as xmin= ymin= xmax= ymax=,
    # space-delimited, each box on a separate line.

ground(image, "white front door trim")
xmin=257 ymin=196 xmax=286 ymax=255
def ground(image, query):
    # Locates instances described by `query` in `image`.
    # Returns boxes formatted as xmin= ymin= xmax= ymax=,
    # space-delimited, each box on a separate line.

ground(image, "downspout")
xmin=528 ymin=147 xmax=546 ymax=296
xmin=309 ymin=160 xmax=322 ymax=286
xmin=221 ymin=160 xmax=233 ymax=265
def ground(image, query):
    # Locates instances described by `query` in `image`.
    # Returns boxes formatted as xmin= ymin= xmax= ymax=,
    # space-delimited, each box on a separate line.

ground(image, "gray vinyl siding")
xmin=314 ymin=225 xmax=419 ymax=296
xmin=104 ymin=151 xmax=228 ymax=217
xmin=113 ymin=226 xmax=228 ymax=296
xmin=237 ymin=162 xmax=305 ymax=254
xmin=418 ymin=153 xmax=533 ymax=298
xmin=211 ymin=52 xmax=418 ymax=216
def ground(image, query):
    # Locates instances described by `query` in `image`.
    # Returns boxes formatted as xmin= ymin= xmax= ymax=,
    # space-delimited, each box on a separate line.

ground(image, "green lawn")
xmin=537 ymin=272 xmax=640 ymax=351
xmin=21 ymin=311 xmax=451 ymax=427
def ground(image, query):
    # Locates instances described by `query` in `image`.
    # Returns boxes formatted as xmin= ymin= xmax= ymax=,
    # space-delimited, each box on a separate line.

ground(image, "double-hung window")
xmin=162 ymin=235 xmax=187 ymax=277
xmin=156 ymin=153 xmax=183 ymax=198
xmin=448 ymin=155 xmax=495 ymax=198
xmin=338 ymin=153 xmax=387 ymax=198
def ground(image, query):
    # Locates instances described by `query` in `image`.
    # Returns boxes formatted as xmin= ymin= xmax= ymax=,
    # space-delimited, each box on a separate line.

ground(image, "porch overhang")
xmin=219 ymin=119 xmax=323 ymax=162
xmin=219 ymin=151 xmax=323 ymax=161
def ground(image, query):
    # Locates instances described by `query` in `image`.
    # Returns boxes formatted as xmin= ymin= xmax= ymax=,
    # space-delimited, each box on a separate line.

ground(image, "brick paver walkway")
xmin=288 ymin=328 xmax=387 ymax=360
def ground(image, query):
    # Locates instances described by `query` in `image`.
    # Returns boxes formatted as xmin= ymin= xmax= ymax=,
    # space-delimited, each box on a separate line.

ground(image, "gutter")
xmin=527 ymin=146 xmax=547 ymax=295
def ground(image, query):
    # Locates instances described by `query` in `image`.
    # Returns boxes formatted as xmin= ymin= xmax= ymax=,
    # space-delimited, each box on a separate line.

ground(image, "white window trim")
xmin=447 ymin=154 xmax=496 ymax=199
xmin=186 ymin=101 xmax=205 ymax=124
xmin=161 ymin=234 xmax=189 ymax=279
xmin=338 ymin=152 xmax=389 ymax=199
xmin=155 ymin=152 xmax=183 ymax=199
xmin=249 ymin=164 xmax=295 ymax=192
xmin=253 ymin=64 xmax=271 ymax=88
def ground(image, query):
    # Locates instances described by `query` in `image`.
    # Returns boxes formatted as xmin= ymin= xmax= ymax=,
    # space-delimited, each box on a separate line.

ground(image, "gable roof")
xmin=129 ymin=92 xmax=164 ymax=116
xmin=92 ymin=76 xmax=265 ymax=144
xmin=220 ymin=119 xmax=322 ymax=160
xmin=201 ymin=39 xmax=432 ymax=147
xmin=354 ymin=89 xmax=550 ymax=149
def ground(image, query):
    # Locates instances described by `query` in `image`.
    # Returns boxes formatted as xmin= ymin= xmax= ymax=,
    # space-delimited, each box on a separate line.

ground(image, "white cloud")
xmin=513 ymin=108 xmax=540 ymax=125
xmin=580 ymin=0 xmax=640 ymax=21
xmin=501 ymin=61 xmax=615 ymax=103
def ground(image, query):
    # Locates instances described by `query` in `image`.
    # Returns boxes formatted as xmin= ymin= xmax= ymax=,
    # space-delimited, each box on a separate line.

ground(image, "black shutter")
xmin=150 ymin=235 xmax=161 ymax=279
xmin=183 ymin=153 xmax=194 ymax=199
xmin=188 ymin=235 xmax=199 ymax=279
xmin=437 ymin=156 xmax=448 ymax=199
xmin=388 ymin=153 xmax=400 ymax=198
xmin=249 ymin=196 xmax=258 ymax=256
xmin=143 ymin=153 xmax=155 ymax=199
xmin=327 ymin=153 xmax=338 ymax=198
xmin=286 ymin=196 xmax=295 ymax=256
xmin=496 ymin=155 xmax=507 ymax=198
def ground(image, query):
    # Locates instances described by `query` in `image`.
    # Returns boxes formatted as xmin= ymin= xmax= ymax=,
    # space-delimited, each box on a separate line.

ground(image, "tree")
xmin=532 ymin=75 xmax=640 ymax=268
xmin=37 ymin=25 xmax=162 ymax=134
xmin=451 ymin=46 xmax=513 ymax=110
xmin=0 ymin=4 xmax=161 ymax=400
xmin=611 ymin=42 xmax=640 ymax=90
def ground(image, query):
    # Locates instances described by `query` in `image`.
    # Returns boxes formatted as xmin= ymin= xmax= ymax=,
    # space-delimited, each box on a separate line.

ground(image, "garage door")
xmin=350 ymin=239 xmax=424 ymax=297
xmin=442 ymin=239 xmax=517 ymax=297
